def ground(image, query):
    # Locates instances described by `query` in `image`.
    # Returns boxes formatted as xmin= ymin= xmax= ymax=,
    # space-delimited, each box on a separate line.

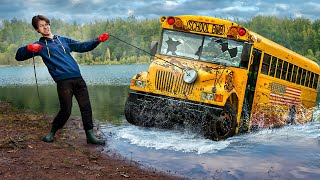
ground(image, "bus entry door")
xmin=242 ymin=49 xmax=262 ymax=128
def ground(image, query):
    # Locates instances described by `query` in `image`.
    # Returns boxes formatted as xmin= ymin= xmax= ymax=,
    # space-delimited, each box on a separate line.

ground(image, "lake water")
xmin=1 ymin=65 xmax=320 ymax=180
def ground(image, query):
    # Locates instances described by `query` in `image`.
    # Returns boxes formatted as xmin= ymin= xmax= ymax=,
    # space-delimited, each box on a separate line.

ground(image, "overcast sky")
xmin=0 ymin=0 xmax=319 ymax=24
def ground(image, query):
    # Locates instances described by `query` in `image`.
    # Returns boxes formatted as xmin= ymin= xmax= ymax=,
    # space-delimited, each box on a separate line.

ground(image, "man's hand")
xmin=98 ymin=33 xmax=110 ymax=42
xmin=26 ymin=44 xmax=43 ymax=52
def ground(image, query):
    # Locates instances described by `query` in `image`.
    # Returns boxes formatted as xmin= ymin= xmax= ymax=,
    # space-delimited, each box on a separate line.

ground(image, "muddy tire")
xmin=124 ymin=99 xmax=155 ymax=127
xmin=206 ymin=102 xmax=237 ymax=140
xmin=124 ymin=101 xmax=137 ymax=125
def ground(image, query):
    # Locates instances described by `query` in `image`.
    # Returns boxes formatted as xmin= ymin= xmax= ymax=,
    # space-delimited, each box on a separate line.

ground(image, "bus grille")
xmin=155 ymin=70 xmax=194 ymax=95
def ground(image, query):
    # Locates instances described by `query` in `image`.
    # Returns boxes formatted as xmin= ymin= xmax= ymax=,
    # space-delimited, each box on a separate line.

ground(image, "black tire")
xmin=124 ymin=101 xmax=137 ymax=125
xmin=208 ymin=102 xmax=237 ymax=140
xmin=124 ymin=99 xmax=155 ymax=127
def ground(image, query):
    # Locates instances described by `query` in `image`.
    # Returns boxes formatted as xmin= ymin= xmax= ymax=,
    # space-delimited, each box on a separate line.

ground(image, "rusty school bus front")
xmin=125 ymin=54 xmax=249 ymax=140
xmin=125 ymin=15 xmax=253 ymax=140
xmin=125 ymin=15 xmax=319 ymax=140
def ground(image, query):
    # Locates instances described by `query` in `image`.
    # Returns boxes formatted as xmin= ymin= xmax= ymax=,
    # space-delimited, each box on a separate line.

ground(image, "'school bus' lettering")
xmin=187 ymin=20 xmax=225 ymax=35
xmin=125 ymin=15 xmax=320 ymax=141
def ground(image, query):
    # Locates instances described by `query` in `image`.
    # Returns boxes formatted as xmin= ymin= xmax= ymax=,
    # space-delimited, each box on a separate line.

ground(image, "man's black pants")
xmin=52 ymin=77 xmax=93 ymax=131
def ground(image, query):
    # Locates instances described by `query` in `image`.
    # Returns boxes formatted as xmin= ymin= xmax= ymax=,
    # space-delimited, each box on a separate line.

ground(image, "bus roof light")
xmin=238 ymin=28 xmax=246 ymax=36
xmin=167 ymin=17 xmax=175 ymax=25
xmin=228 ymin=27 xmax=238 ymax=38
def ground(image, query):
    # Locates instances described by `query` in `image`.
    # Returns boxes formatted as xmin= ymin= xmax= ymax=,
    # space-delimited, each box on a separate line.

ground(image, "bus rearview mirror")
xmin=150 ymin=41 xmax=158 ymax=57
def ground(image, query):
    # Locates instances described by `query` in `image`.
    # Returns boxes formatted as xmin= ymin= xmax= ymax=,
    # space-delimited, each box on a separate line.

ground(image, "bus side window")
xmin=286 ymin=63 xmax=293 ymax=81
xmin=309 ymin=72 xmax=314 ymax=88
xmin=269 ymin=57 xmax=277 ymax=77
xmin=305 ymin=71 xmax=310 ymax=87
xmin=297 ymin=67 xmax=302 ymax=85
xmin=300 ymin=69 xmax=306 ymax=85
xmin=276 ymin=59 xmax=282 ymax=79
xmin=313 ymin=74 xmax=319 ymax=89
xmin=261 ymin=53 xmax=271 ymax=75
xmin=292 ymin=65 xmax=298 ymax=83
xmin=281 ymin=61 xmax=288 ymax=80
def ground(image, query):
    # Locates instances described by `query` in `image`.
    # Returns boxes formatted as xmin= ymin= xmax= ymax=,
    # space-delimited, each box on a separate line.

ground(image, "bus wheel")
xmin=125 ymin=101 xmax=155 ymax=127
xmin=124 ymin=101 xmax=137 ymax=125
xmin=211 ymin=102 xmax=236 ymax=140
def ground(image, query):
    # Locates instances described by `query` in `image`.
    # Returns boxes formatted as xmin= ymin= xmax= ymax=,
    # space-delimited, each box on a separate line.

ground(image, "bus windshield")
xmin=160 ymin=29 xmax=250 ymax=67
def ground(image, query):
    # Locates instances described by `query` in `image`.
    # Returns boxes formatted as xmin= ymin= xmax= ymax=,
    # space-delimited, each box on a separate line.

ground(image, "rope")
xmin=37 ymin=34 xmax=184 ymax=70
xmin=30 ymin=33 xmax=187 ymax=101
xmin=108 ymin=34 xmax=184 ymax=70
xmin=44 ymin=35 xmax=184 ymax=70
xmin=32 ymin=53 xmax=41 ymax=102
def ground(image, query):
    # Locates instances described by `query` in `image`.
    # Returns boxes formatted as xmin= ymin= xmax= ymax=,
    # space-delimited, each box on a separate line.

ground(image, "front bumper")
xmin=124 ymin=91 xmax=223 ymax=133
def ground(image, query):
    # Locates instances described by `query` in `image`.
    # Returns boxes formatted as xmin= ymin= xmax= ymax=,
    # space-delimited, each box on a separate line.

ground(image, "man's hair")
xmin=32 ymin=15 xmax=50 ymax=29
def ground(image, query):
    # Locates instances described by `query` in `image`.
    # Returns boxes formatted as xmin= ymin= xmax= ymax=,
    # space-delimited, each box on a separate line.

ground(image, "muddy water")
xmin=1 ymin=65 xmax=319 ymax=180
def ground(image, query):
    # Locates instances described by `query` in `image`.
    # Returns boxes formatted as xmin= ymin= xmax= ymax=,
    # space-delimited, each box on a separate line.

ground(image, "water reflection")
xmin=0 ymin=65 xmax=147 ymax=123
xmin=0 ymin=85 xmax=130 ymax=124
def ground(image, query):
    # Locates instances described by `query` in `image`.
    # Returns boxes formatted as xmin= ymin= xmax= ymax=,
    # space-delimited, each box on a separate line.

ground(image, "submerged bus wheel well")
xmin=227 ymin=93 xmax=239 ymax=129
xmin=227 ymin=93 xmax=239 ymax=113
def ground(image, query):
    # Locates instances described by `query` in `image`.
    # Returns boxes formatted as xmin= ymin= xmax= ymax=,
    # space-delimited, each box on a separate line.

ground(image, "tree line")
xmin=0 ymin=15 xmax=319 ymax=66
xmin=240 ymin=16 xmax=320 ymax=62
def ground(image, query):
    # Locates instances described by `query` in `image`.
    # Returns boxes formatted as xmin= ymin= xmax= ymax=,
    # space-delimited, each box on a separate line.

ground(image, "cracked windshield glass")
xmin=160 ymin=29 xmax=248 ymax=67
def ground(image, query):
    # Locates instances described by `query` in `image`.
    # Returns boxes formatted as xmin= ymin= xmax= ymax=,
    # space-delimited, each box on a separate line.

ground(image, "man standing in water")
xmin=15 ymin=15 xmax=110 ymax=145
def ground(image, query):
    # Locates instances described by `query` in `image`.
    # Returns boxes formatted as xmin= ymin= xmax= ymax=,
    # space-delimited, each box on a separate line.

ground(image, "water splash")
xmin=313 ymin=103 xmax=320 ymax=121
xmin=104 ymin=124 xmax=230 ymax=154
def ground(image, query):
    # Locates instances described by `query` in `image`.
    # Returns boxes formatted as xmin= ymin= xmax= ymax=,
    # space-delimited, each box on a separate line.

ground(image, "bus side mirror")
xmin=150 ymin=41 xmax=158 ymax=57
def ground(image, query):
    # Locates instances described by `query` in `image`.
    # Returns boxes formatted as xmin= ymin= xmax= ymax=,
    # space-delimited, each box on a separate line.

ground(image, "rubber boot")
xmin=85 ymin=129 xmax=105 ymax=145
xmin=42 ymin=126 xmax=58 ymax=143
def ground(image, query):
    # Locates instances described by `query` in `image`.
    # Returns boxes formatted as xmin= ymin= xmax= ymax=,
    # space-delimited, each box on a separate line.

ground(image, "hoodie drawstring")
xmin=45 ymin=40 xmax=51 ymax=57
xmin=44 ymin=36 xmax=66 ymax=57
xmin=57 ymin=36 xmax=66 ymax=54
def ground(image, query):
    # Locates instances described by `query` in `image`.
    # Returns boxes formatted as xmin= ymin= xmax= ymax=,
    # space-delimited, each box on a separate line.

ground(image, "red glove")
xmin=98 ymin=33 xmax=110 ymax=42
xmin=26 ymin=44 xmax=43 ymax=52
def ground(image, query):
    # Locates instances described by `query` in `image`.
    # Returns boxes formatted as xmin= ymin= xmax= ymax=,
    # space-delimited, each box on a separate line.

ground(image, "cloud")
xmin=0 ymin=0 xmax=318 ymax=24
xmin=164 ymin=0 xmax=180 ymax=10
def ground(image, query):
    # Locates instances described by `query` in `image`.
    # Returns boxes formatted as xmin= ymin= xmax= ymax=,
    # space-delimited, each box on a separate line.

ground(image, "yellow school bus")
xmin=124 ymin=15 xmax=320 ymax=140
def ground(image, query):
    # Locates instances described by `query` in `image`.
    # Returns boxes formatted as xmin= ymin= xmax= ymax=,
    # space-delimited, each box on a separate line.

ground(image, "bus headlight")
xmin=133 ymin=80 xmax=146 ymax=88
xmin=202 ymin=92 xmax=223 ymax=102
xmin=201 ymin=92 xmax=214 ymax=100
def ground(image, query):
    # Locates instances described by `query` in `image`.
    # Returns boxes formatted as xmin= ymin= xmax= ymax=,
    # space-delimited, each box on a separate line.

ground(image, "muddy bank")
xmin=0 ymin=101 xmax=186 ymax=180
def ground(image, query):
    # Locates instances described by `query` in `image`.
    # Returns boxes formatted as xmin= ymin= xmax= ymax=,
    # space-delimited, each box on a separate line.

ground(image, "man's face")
xmin=37 ymin=20 xmax=51 ymax=37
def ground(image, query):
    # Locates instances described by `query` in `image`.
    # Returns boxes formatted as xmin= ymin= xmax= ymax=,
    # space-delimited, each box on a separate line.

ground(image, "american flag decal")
xmin=270 ymin=83 xmax=301 ymax=105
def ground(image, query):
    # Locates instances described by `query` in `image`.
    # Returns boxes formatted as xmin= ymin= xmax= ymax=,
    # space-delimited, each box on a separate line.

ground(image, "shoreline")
xmin=0 ymin=101 xmax=186 ymax=179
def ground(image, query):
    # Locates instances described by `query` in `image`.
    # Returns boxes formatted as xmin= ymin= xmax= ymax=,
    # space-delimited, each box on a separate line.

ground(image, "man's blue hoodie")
xmin=15 ymin=35 xmax=100 ymax=82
